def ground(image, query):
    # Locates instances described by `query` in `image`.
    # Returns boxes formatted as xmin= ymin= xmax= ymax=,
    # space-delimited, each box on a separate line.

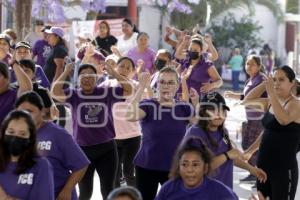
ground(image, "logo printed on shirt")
xmin=18 ymin=173 xmax=34 ymax=185
xmin=37 ymin=141 xmax=52 ymax=151
xmin=43 ymin=45 xmax=51 ymax=58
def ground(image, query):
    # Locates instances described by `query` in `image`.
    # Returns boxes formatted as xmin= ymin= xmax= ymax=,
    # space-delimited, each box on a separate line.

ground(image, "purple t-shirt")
xmin=37 ymin=122 xmax=90 ymax=199
xmin=1 ymin=53 xmax=12 ymax=65
xmin=65 ymin=86 xmax=123 ymax=146
xmin=10 ymin=64 xmax=51 ymax=89
xmin=0 ymin=157 xmax=54 ymax=200
xmin=179 ymin=57 xmax=214 ymax=97
xmin=243 ymin=73 xmax=266 ymax=120
xmin=127 ymin=47 xmax=156 ymax=74
xmin=33 ymin=39 xmax=52 ymax=68
xmin=185 ymin=125 xmax=233 ymax=188
xmin=134 ymin=99 xmax=193 ymax=171
xmin=155 ymin=177 xmax=238 ymax=200
xmin=0 ymin=88 xmax=17 ymax=125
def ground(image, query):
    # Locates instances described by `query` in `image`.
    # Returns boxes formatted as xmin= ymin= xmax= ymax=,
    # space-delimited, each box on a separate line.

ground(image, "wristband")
xmin=224 ymin=152 xmax=230 ymax=161
xmin=240 ymin=94 xmax=245 ymax=100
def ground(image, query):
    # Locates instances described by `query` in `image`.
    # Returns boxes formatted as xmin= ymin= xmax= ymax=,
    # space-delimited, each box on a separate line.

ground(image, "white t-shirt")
xmin=116 ymin=32 xmax=138 ymax=55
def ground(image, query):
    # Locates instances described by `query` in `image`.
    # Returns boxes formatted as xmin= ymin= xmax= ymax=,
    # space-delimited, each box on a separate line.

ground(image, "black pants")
xmin=115 ymin=136 xmax=141 ymax=187
xmin=79 ymin=140 xmax=118 ymax=200
xmin=257 ymin=167 xmax=298 ymax=200
xmin=136 ymin=166 xmax=169 ymax=200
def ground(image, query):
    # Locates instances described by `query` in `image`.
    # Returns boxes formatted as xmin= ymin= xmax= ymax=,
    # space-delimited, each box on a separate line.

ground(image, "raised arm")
xmin=205 ymin=34 xmax=219 ymax=62
xmin=125 ymin=72 xmax=150 ymax=122
xmin=241 ymin=81 xmax=269 ymax=112
xmin=175 ymin=35 xmax=190 ymax=60
xmin=51 ymin=63 xmax=74 ymax=103
xmin=265 ymin=76 xmax=300 ymax=125
xmin=13 ymin=62 xmax=32 ymax=96
xmin=105 ymin=63 xmax=133 ymax=97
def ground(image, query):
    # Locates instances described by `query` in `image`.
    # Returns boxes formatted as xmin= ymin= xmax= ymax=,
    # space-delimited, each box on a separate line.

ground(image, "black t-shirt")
xmin=44 ymin=44 xmax=68 ymax=83
xmin=94 ymin=35 xmax=117 ymax=56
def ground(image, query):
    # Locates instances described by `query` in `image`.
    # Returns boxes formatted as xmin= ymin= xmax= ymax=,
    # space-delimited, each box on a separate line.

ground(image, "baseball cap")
xmin=0 ymin=34 xmax=11 ymax=46
xmin=45 ymin=27 xmax=64 ymax=38
xmin=200 ymin=91 xmax=230 ymax=111
xmin=15 ymin=41 xmax=31 ymax=50
xmin=41 ymin=26 xmax=52 ymax=32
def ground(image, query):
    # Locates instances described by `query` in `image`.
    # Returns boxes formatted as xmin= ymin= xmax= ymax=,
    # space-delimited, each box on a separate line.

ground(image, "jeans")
xmin=232 ymin=70 xmax=240 ymax=91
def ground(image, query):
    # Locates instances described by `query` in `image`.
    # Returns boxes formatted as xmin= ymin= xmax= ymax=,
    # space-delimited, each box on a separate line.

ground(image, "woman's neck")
xmin=99 ymin=33 xmax=107 ymax=38
xmin=207 ymin=124 xmax=218 ymax=132
xmin=158 ymin=97 xmax=174 ymax=106
xmin=137 ymin=46 xmax=146 ymax=52
xmin=124 ymin=32 xmax=133 ymax=40
xmin=10 ymin=156 xmax=19 ymax=162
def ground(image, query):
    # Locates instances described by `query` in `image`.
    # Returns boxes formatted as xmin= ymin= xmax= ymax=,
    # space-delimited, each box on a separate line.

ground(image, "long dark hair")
xmin=197 ymin=106 xmax=232 ymax=150
xmin=247 ymin=55 xmax=266 ymax=74
xmin=0 ymin=110 xmax=37 ymax=174
xmin=123 ymin=18 xmax=139 ymax=33
xmin=169 ymin=136 xmax=213 ymax=179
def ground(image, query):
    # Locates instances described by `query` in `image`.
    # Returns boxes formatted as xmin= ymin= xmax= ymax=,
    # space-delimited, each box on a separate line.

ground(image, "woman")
xmin=0 ymin=61 xmax=32 ymax=125
xmin=107 ymin=186 xmax=142 ymax=200
xmin=44 ymin=26 xmax=68 ymax=83
xmin=225 ymin=55 xmax=266 ymax=182
xmin=116 ymin=18 xmax=138 ymax=56
xmin=242 ymin=65 xmax=300 ymax=200
xmin=94 ymin=20 xmax=118 ymax=57
xmin=175 ymin=37 xmax=223 ymax=97
xmin=100 ymin=57 xmax=141 ymax=187
xmin=125 ymin=67 xmax=194 ymax=200
xmin=0 ymin=110 xmax=54 ymax=200
xmin=186 ymin=91 xmax=267 ymax=188
xmin=127 ymin=32 xmax=156 ymax=75
xmin=155 ymin=136 xmax=238 ymax=200
xmin=0 ymin=33 xmax=12 ymax=65
xmin=16 ymin=91 xmax=90 ymax=200
xmin=51 ymin=62 xmax=132 ymax=199
xmin=228 ymin=48 xmax=244 ymax=91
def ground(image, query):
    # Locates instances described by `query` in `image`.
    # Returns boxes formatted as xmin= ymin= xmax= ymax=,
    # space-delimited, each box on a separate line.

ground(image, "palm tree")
xmin=171 ymin=0 xmax=283 ymax=30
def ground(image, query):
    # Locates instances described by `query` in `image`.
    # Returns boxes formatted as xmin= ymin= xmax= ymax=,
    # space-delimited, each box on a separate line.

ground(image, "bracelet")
xmin=240 ymin=94 xmax=245 ymax=100
xmin=224 ymin=152 xmax=230 ymax=161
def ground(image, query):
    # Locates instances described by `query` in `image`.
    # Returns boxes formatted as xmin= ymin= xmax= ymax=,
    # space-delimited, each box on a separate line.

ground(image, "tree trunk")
xmin=15 ymin=0 xmax=33 ymax=41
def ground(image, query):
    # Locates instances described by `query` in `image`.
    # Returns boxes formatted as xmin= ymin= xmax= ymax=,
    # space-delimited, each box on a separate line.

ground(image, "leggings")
xmin=136 ymin=166 xmax=169 ymax=200
xmin=115 ymin=136 xmax=141 ymax=187
xmin=79 ymin=140 xmax=118 ymax=200
xmin=257 ymin=167 xmax=298 ymax=200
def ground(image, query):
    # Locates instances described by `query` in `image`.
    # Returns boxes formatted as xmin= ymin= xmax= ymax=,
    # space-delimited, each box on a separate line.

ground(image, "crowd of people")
xmin=0 ymin=18 xmax=299 ymax=200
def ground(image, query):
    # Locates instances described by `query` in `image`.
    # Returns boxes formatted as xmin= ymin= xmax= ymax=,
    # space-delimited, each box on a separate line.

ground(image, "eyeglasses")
xmin=158 ymin=80 xmax=177 ymax=86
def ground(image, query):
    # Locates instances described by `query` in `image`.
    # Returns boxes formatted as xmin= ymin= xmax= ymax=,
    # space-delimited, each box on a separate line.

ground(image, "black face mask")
xmin=4 ymin=135 xmax=30 ymax=156
xmin=155 ymin=59 xmax=167 ymax=71
xmin=188 ymin=51 xmax=200 ymax=60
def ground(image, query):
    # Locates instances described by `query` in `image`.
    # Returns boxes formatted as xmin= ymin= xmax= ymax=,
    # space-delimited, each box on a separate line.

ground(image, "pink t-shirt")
xmin=127 ymin=47 xmax=156 ymax=74
xmin=100 ymin=79 xmax=142 ymax=139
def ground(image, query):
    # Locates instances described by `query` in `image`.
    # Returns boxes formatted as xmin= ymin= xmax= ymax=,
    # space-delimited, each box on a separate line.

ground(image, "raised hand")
xmin=138 ymin=71 xmax=151 ymax=88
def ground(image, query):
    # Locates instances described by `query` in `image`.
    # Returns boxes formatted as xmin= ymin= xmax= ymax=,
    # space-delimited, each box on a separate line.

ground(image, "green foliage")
xmin=286 ymin=0 xmax=299 ymax=14
xmin=207 ymin=13 xmax=263 ymax=55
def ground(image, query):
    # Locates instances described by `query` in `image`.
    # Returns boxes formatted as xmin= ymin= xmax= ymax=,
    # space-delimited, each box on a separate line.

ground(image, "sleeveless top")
xmin=257 ymin=100 xmax=300 ymax=170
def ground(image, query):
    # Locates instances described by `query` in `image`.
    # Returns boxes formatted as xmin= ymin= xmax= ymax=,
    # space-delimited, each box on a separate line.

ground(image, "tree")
xmin=207 ymin=13 xmax=263 ymax=56
xmin=171 ymin=0 xmax=283 ymax=30
xmin=3 ymin=0 xmax=107 ymax=39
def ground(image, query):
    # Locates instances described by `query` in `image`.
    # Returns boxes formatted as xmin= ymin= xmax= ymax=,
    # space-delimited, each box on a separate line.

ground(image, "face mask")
xmin=155 ymin=59 xmax=167 ymax=71
xmin=4 ymin=135 xmax=30 ymax=156
xmin=188 ymin=51 xmax=200 ymax=60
